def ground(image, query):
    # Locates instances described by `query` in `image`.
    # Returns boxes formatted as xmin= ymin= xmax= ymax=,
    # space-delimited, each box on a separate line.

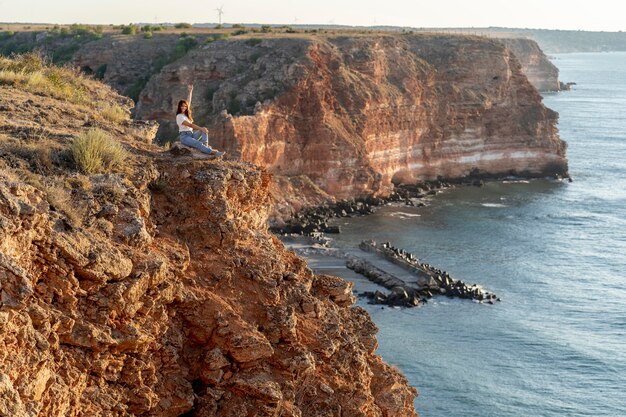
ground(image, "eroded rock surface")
xmin=134 ymin=34 xmax=568 ymax=221
xmin=500 ymin=38 xmax=561 ymax=91
xmin=0 ymin=65 xmax=417 ymax=416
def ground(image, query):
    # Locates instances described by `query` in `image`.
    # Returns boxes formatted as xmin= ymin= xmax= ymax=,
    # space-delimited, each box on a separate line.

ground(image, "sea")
xmin=302 ymin=52 xmax=626 ymax=416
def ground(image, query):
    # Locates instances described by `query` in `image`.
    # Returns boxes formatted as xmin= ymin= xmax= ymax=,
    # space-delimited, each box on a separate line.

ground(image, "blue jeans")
xmin=179 ymin=130 xmax=213 ymax=154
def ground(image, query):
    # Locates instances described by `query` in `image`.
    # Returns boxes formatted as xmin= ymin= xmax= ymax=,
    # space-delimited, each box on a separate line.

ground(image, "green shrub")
xmin=125 ymin=75 xmax=150 ymax=102
xmin=142 ymin=25 xmax=164 ymax=32
xmin=94 ymin=64 xmax=107 ymax=80
xmin=143 ymin=31 xmax=153 ymax=39
xmin=69 ymin=24 xmax=103 ymax=38
xmin=121 ymin=25 xmax=138 ymax=35
xmin=233 ymin=29 xmax=247 ymax=36
xmin=51 ymin=43 xmax=81 ymax=64
xmin=205 ymin=86 xmax=218 ymax=102
xmin=70 ymin=128 xmax=127 ymax=174
xmin=175 ymin=22 xmax=192 ymax=29
xmin=173 ymin=35 xmax=198 ymax=57
xmin=205 ymin=33 xmax=230 ymax=43
xmin=227 ymin=91 xmax=241 ymax=115
xmin=261 ymin=25 xmax=272 ymax=33
xmin=245 ymin=38 xmax=263 ymax=46
xmin=231 ymin=24 xmax=245 ymax=29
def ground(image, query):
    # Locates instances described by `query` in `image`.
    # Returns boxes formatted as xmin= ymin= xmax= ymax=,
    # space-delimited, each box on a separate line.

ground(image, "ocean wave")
xmin=388 ymin=212 xmax=421 ymax=218
xmin=481 ymin=203 xmax=508 ymax=208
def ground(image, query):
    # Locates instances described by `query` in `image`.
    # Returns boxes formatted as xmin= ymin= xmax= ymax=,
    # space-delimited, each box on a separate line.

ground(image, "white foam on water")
xmin=388 ymin=212 xmax=421 ymax=218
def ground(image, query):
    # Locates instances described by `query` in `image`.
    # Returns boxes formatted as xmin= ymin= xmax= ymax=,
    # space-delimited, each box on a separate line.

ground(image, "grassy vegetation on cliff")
xmin=0 ymin=54 xmax=140 ymax=179
xmin=100 ymin=104 xmax=128 ymax=123
xmin=0 ymin=54 xmax=152 ymax=228
xmin=0 ymin=52 xmax=88 ymax=103
xmin=70 ymin=128 xmax=128 ymax=174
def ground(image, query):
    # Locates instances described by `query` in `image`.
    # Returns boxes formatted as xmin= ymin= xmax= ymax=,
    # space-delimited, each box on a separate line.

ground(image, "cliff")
xmin=133 ymin=34 xmax=567 ymax=220
xmin=0 ymin=31 xmax=568 ymax=221
xmin=499 ymin=38 xmax=561 ymax=91
xmin=420 ymin=27 xmax=626 ymax=53
xmin=0 ymin=56 xmax=417 ymax=416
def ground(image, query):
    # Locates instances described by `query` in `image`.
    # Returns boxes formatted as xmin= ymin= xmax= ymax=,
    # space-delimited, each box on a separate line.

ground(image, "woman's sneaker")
xmin=213 ymin=151 xmax=225 ymax=158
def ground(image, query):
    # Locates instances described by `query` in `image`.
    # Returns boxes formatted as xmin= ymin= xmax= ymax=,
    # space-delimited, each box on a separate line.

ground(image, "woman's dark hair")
xmin=176 ymin=100 xmax=193 ymax=122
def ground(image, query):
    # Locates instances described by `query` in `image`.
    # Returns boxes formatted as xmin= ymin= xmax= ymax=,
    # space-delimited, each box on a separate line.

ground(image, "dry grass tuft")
xmin=0 ymin=130 xmax=63 ymax=174
xmin=100 ymin=104 xmax=128 ymax=123
xmin=0 ymin=53 xmax=89 ymax=104
xmin=70 ymin=128 xmax=127 ymax=174
xmin=0 ymin=69 xmax=26 ymax=84
xmin=5 ymin=169 xmax=84 ymax=227
xmin=45 ymin=183 xmax=83 ymax=226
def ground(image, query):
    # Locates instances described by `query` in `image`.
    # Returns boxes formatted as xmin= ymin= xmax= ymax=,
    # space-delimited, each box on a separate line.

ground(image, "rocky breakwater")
xmin=0 ymin=62 xmax=417 ymax=416
xmin=135 ymin=34 xmax=568 ymax=223
xmin=353 ymin=241 xmax=499 ymax=307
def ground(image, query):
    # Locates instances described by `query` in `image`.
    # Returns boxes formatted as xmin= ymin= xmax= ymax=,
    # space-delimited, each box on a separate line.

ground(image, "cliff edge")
xmin=0 ymin=56 xmax=417 ymax=416
xmin=0 ymin=31 xmax=568 ymax=222
xmin=133 ymin=34 xmax=568 ymax=220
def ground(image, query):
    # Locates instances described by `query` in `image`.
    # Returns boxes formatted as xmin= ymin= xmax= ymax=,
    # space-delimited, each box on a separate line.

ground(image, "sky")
xmin=1 ymin=0 xmax=625 ymax=32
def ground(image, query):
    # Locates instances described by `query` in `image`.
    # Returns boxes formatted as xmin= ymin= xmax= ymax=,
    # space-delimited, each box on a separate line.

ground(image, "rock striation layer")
xmin=499 ymin=38 xmax=561 ymax=91
xmin=13 ymin=32 xmax=568 ymax=222
xmin=0 ymin=64 xmax=417 ymax=415
xmin=134 ymin=35 xmax=568 ymax=221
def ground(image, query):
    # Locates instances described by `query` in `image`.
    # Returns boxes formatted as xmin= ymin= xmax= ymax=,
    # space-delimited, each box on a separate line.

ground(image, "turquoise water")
xmin=326 ymin=52 xmax=626 ymax=416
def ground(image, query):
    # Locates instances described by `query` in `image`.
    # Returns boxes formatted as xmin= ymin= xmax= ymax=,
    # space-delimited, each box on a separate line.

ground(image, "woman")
xmin=176 ymin=85 xmax=225 ymax=157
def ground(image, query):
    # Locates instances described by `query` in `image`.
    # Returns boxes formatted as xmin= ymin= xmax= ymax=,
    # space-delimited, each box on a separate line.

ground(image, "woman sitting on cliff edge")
xmin=176 ymin=84 xmax=225 ymax=157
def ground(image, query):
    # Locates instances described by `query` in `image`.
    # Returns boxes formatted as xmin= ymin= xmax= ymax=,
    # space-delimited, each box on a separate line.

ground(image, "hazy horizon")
xmin=1 ymin=0 xmax=624 ymax=32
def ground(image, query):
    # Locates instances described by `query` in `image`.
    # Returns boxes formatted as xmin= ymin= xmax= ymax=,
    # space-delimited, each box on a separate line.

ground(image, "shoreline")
xmin=278 ymin=174 xmax=569 ymax=309
xmin=272 ymin=173 xmax=571 ymax=237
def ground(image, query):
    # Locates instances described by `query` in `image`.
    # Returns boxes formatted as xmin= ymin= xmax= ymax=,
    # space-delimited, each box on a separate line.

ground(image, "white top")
xmin=176 ymin=113 xmax=193 ymax=132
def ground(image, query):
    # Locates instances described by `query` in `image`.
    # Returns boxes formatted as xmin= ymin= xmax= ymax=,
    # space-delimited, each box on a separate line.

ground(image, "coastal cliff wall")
xmin=134 ymin=34 xmax=567 ymax=218
xmin=0 ymin=31 xmax=567 ymax=219
xmin=0 ymin=59 xmax=417 ymax=416
xmin=499 ymin=38 xmax=561 ymax=91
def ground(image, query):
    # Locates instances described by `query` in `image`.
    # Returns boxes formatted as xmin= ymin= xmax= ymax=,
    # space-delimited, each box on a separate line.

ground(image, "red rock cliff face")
xmin=136 ymin=35 xmax=567 ymax=216
xmin=0 ymin=78 xmax=417 ymax=416
xmin=499 ymin=38 xmax=561 ymax=91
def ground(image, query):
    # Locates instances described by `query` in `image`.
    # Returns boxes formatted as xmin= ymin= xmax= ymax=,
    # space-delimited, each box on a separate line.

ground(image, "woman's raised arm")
xmin=186 ymin=84 xmax=194 ymax=104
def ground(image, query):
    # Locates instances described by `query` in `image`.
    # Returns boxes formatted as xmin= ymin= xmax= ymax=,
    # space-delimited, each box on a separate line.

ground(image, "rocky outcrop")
xmin=2 ymin=32 xmax=567 ymax=222
xmin=133 ymin=34 xmax=567 ymax=221
xmin=0 ymin=62 xmax=417 ymax=416
xmin=72 ymin=34 xmax=183 ymax=96
xmin=499 ymin=38 xmax=561 ymax=91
